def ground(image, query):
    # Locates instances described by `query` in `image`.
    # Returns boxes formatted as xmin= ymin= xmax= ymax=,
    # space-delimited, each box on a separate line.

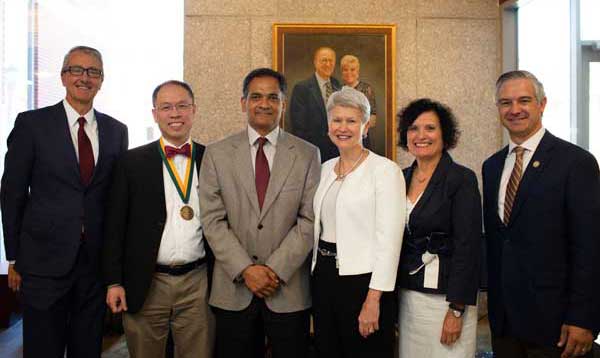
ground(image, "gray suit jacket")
xmin=199 ymin=129 xmax=320 ymax=313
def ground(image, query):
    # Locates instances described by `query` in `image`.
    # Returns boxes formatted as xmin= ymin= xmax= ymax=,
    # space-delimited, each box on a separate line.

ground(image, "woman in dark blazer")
xmin=396 ymin=98 xmax=482 ymax=358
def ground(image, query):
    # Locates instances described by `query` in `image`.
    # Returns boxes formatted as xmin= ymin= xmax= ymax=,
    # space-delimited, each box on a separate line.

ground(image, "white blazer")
xmin=311 ymin=151 xmax=406 ymax=291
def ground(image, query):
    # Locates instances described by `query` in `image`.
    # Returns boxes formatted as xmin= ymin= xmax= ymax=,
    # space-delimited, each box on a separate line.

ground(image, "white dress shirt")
xmin=497 ymin=127 xmax=546 ymax=222
xmin=156 ymin=137 xmax=205 ymax=265
xmin=63 ymin=99 xmax=99 ymax=164
xmin=248 ymin=125 xmax=279 ymax=173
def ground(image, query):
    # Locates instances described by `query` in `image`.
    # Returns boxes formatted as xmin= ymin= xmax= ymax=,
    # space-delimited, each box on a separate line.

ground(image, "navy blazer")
xmin=483 ymin=131 xmax=600 ymax=346
xmin=102 ymin=140 xmax=213 ymax=314
xmin=397 ymin=152 xmax=482 ymax=305
xmin=288 ymin=74 xmax=341 ymax=162
xmin=1 ymin=102 xmax=128 ymax=279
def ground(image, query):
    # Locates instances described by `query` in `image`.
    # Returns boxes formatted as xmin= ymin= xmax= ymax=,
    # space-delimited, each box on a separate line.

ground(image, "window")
xmin=505 ymin=0 xmax=600 ymax=161
xmin=0 ymin=0 xmax=183 ymax=273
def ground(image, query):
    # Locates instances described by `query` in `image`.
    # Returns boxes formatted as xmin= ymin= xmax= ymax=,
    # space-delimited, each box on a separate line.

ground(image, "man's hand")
xmin=106 ymin=285 xmax=128 ymax=313
xmin=557 ymin=324 xmax=594 ymax=358
xmin=242 ymin=265 xmax=279 ymax=298
xmin=440 ymin=308 xmax=464 ymax=346
xmin=7 ymin=264 xmax=21 ymax=292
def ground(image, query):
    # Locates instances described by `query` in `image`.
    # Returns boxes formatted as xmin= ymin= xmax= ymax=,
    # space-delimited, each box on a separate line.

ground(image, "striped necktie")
xmin=324 ymin=81 xmax=333 ymax=104
xmin=503 ymin=146 xmax=525 ymax=224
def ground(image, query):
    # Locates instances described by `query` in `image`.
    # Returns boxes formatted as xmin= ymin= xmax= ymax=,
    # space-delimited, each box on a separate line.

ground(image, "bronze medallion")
xmin=180 ymin=205 xmax=194 ymax=221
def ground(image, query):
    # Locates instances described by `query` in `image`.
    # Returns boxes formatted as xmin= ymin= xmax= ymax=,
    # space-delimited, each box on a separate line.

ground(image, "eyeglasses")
xmin=62 ymin=66 xmax=103 ymax=79
xmin=156 ymin=103 xmax=194 ymax=113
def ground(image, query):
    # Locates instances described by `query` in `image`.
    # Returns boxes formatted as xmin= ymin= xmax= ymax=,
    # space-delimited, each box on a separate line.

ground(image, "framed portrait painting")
xmin=273 ymin=24 xmax=396 ymax=160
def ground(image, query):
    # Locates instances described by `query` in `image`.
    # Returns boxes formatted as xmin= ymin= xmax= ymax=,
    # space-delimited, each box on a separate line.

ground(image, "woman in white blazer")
xmin=311 ymin=87 xmax=406 ymax=357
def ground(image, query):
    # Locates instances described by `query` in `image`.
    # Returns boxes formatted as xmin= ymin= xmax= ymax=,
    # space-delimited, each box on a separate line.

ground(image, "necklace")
xmin=414 ymin=167 xmax=433 ymax=184
xmin=416 ymin=175 xmax=428 ymax=183
xmin=337 ymin=150 xmax=366 ymax=180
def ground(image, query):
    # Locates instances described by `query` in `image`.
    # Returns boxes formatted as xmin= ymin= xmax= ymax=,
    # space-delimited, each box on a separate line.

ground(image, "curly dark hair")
xmin=397 ymin=98 xmax=460 ymax=150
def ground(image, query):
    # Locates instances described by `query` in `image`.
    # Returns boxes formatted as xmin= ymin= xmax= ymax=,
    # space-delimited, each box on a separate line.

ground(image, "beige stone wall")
xmin=185 ymin=0 xmax=504 ymax=174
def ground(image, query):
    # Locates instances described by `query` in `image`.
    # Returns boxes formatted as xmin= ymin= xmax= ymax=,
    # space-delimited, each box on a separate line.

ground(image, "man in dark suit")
xmin=289 ymin=46 xmax=341 ymax=162
xmin=483 ymin=70 xmax=600 ymax=358
xmin=1 ymin=46 xmax=128 ymax=358
xmin=102 ymin=80 xmax=214 ymax=358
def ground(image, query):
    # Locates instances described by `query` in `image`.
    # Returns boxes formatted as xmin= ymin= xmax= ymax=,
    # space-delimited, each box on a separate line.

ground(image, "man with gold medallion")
xmin=102 ymin=80 xmax=214 ymax=358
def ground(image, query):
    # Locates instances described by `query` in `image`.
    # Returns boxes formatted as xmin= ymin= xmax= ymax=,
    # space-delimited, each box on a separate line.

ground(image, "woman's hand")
xmin=440 ymin=307 xmax=464 ymax=346
xmin=358 ymin=289 xmax=382 ymax=338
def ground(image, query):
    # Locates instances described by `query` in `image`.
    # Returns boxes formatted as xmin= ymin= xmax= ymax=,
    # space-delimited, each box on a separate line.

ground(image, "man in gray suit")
xmin=199 ymin=68 xmax=321 ymax=358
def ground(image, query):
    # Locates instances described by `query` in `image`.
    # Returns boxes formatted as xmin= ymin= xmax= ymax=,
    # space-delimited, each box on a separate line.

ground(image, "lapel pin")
xmin=532 ymin=161 xmax=540 ymax=168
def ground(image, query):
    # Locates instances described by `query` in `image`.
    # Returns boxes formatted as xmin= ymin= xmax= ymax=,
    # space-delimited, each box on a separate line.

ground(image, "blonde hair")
xmin=340 ymin=54 xmax=360 ymax=70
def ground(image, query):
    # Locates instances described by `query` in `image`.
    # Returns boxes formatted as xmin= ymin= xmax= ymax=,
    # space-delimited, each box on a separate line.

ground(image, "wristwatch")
xmin=449 ymin=303 xmax=465 ymax=318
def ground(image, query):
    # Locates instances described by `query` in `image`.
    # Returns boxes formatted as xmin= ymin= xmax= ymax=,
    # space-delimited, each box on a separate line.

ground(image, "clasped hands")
xmin=243 ymin=264 xmax=280 ymax=298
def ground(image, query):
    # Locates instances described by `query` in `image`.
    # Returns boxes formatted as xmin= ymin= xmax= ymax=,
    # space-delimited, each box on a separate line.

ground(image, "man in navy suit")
xmin=288 ymin=46 xmax=341 ymax=162
xmin=483 ymin=70 xmax=600 ymax=358
xmin=1 ymin=46 xmax=128 ymax=358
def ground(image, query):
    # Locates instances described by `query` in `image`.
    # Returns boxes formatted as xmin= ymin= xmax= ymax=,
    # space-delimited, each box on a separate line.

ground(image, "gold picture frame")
xmin=273 ymin=23 xmax=396 ymax=160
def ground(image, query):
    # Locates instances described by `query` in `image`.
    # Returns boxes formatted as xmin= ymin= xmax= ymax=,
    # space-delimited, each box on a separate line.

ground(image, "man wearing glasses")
xmin=1 ymin=45 xmax=128 ymax=357
xmin=102 ymin=80 xmax=214 ymax=358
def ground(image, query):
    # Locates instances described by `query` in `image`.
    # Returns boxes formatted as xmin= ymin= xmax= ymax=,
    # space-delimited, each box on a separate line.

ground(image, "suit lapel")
xmin=408 ymin=152 xmax=452 ymax=224
xmin=52 ymin=102 xmax=81 ymax=187
xmin=259 ymin=131 xmax=296 ymax=221
xmin=231 ymin=132 xmax=261 ymax=217
xmin=147 ymin=141 xmax=166 ymax=214
xmin=91 ymin=110 xmax=108 ymax=186
xmin=314 ymin=163 xmax=338 ymax=225
xmin=308 ymin=75 xmax=327 ymax=119
xmin=507 ymin=132 xmax=555 ymax=224
xmin=488 ymin=147 xmax=508 ymax=224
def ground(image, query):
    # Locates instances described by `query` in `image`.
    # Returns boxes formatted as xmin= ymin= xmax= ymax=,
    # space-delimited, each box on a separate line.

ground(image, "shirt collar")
xmin=508 ymin=127 xmax=545 ymax=154
xmin=162 ymin=137 xmax=191 ymax=149
xmin=247 ymin=125 xmax=279 ymax=147
xmin=63 ymin=99 xmax=95 ymax=128
xmin=315 ymin=72 xmax=329 ymax=88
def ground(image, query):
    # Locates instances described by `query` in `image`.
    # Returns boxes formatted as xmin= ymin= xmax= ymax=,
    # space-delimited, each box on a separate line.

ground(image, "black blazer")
xmin=288 ymin=74 xmax=341 ymax=162
xmin=1 ymin=102 xmax=128 ymax=281
xmin=397 ymin=152 xmax=482 ymax=305
xmin=483 ymin=131 xmax=600 ymax=346
xmin=102 ymin=140 xmax=213 ymax=314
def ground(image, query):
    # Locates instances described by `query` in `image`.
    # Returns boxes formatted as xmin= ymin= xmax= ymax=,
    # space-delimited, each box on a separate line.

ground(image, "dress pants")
xmin=312 ymin=246 xmax=396 ymax=358
xmin=21 ymin=242 xmax=105 ymax=358
xmin=213 ymin=296 xmax=310 ymax=358
xmin=122 ymin=264 xmax=214 ymax=358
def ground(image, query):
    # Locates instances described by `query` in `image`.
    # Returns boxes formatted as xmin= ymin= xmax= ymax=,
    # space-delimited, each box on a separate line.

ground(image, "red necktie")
xmin=165 ymin=143 xmax=191 ymax=158
xmin=255 ymin=137 xmax=270 ymax=210
xmin=78 ymin=117 xmax=94 ymax=186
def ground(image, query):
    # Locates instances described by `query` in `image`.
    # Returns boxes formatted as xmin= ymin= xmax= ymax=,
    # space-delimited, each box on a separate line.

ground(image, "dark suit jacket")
xmin=102 ymin=140 xmax=213 ymax=314
xmin=288 ymin=74 xmax=341 ymax=162
xmin=397 ymin=152 xmax=482 ymax=305
xmin=483 ymin=131 xmax=600 ymax=346
xmin=1 ymin=102 xmax=128 ymax=284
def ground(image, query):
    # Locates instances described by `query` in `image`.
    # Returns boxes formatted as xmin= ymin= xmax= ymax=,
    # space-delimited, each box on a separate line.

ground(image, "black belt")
xmin=155 ymin=257 xmax=206 ymax=276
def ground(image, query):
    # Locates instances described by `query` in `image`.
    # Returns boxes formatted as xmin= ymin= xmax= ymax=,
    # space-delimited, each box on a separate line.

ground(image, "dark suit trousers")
xmin=492 ymin=319 xmax=595 ymax=358
xmin=312 ymin=250 xmax=395 ymax=358
xmin=213 ymin=296 xmax=310 ymax=358
xmin=22 ymin=242 xmax=104 ymax=358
